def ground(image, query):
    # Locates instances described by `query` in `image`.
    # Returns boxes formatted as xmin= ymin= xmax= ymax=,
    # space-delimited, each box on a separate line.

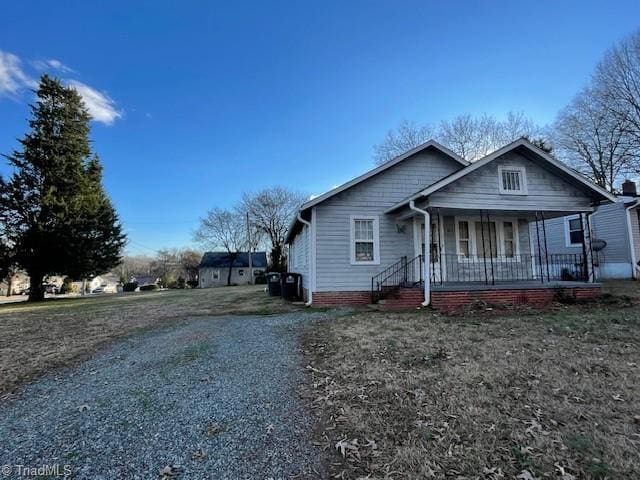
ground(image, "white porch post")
xmin=423 ymin=211 xmax=431 ymax=306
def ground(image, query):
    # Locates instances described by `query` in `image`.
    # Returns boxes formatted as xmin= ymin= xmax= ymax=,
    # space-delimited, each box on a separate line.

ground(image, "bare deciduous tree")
xmin=241 ymin=187 xmax=306 ymax=271
xmin=179 ymin=249 xmax=202 ymax=283
xmin=553 ymin=87 xmax=637 ymax=191
xmin=194 ymin=208 xmax=247 ymax=285
xmin=373 ymin=120 xmax=435 ymax=165
xmin=374 ymin=112 xmax=542 ymax=164
xmin=114 ymin=255 xmax=154 ymax=283
xmin=594 ymin=29 xmax=640 ymax=161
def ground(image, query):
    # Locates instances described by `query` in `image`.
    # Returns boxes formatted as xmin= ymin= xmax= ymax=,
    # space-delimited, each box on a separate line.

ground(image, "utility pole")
xmin=246 ymin=212 xmax=253 ymax=284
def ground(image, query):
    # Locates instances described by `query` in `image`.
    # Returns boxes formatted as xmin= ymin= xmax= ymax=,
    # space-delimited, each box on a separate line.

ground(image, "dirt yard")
xmin=0 ymin=285 xmax=296 ymax=398
xmin=303 ymin=282 xmax=640 ymax=479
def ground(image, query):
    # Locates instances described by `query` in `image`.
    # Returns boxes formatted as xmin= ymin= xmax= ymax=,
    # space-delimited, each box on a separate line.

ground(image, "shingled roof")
xmin=199 ymin=251 xmax=268 ymax=269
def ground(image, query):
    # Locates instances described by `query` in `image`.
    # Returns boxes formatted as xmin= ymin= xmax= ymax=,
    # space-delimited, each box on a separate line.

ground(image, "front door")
xmin=421 ymin=222 xmax=442 ymax=282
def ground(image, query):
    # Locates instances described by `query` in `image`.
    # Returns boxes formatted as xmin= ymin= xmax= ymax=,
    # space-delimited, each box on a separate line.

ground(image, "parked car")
xmin=43 ymin=284 xmax=59 ymax=294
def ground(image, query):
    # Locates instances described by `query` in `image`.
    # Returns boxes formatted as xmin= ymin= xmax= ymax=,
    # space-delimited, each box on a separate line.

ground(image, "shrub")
xmin=139 ymin=284 xmax=158 ymax=291
xmin=255 ymin=275 xmax=267 ymax=285
xmin=60 ymin=277 xmax=76 ymax=294
xmin=187 ymin=280 xmax=199 ymax=289
xmin=123 ymin=282 xmax=138 ymax=292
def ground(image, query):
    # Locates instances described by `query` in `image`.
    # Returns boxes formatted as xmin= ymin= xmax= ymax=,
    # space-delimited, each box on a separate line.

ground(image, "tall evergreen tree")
xmin=0 ymin=75 xmax=126 ymax=301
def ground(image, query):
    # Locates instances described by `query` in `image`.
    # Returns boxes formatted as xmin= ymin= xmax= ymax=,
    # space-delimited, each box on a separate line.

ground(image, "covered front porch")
xmin=372 ymin=206 xmax=597 ymax=305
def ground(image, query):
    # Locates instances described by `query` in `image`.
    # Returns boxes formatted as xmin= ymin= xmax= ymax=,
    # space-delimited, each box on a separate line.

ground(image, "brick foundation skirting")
xmin=312 ymin=291 xmax=372 ymax=306
xmin=311 ymin=285 xmax=602 ymax=311
xmin=431 ymin=285 xmax=602 ymax=313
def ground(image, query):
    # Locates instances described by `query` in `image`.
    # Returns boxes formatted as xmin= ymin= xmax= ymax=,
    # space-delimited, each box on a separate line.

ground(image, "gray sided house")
xmin=199 ymin=252 xmax=267 ymax=288
xmin=542 ymin=181 xmax=640 ymax=280
xmin=286 ymin=138 xmax=616 ymax=310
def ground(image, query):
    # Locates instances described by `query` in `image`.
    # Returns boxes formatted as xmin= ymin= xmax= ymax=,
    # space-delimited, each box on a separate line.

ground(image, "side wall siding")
xmin=314 ymin=150 xmax=462 ymax=292
xmin=630 ymin=207 xmax=640 ymax=271
xmin=541 ymin=202 xmax=633 ymax=279
xmin=289 ymin=224 xmax=310 ymax=290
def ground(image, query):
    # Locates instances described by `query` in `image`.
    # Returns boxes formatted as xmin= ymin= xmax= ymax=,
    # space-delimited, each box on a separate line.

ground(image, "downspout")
xmin=625 ymin=200 xmax=639 ymax=280
xmin=409 ymin=200 xmax=430 ymax=306
xmin=586 ymin=211 xmax=596 ymax=282
xmin=296 ymin=213 xmax=314 ymax=305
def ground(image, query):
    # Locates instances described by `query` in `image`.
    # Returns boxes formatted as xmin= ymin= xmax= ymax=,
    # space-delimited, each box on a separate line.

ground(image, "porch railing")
xmin=371 ymin=252 xmax=590 ymax=303
xmin=371 ymin=255 xmax=423 ymax=303
xmin=432 ymin=253 xmax=588 ymax=285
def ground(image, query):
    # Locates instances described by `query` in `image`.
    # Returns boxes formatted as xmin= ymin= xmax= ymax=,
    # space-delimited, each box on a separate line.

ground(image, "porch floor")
xmin=429 ymin=281 xmax=600 ymax=292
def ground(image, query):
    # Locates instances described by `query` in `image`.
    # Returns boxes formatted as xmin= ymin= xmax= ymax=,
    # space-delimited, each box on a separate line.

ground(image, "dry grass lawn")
xmin=0 ymin=285 xmax=296 ymax=398
xmin=303 ymin=282 xmax=640 ymax=479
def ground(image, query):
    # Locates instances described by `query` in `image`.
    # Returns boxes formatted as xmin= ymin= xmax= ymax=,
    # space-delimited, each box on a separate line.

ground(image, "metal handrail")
xmin=371 ymin=255 xmax=423 ymax=303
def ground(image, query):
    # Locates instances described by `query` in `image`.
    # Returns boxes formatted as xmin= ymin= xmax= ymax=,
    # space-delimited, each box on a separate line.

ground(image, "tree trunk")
xmin=28 ymin=271 xmax=45 ymax=302
xmin=6 ymin=275 xmax=12 ymax=297
xmin=270 ymin=243 xmax=285 ymax=272
xmin=227 ymin=252 xmax=238 ymax=286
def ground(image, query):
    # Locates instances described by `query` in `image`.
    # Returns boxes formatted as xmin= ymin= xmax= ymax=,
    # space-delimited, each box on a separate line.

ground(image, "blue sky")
xmin=1 ymin=1 xmax=639 ymax=254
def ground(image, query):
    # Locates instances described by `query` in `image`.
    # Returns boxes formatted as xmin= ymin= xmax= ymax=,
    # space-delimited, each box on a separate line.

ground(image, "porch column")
xmin=423 ymin=211 xmax=431 ymax=305
xmin=412 ymin=216 xmax=421 ymax=283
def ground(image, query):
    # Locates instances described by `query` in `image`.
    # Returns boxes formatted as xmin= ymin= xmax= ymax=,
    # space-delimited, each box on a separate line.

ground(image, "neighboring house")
xmin=199 ymin=252 xmax=267 ymax=288
xmin=130 ymin=275 xmax=160 ymax=288
xmin=285 ymin=138 xmax=616 ymax=310
xmin=543 ymin=180 xmax=640 ymax=280
xmin=73 ymin=273 xmax=122 ymax=293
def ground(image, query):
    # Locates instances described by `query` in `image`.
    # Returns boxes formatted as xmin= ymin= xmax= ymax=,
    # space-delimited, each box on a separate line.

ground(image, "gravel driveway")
xmin=0 ymin=312 xmax=328 ymax=479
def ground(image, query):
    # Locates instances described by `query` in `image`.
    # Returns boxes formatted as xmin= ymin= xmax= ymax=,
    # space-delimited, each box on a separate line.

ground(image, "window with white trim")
xmin=350 ymin=216 xmax=380 ymax=264
xmin=565 ymin=215 xmax=584 ymax=247
xmin=457 ymin=220 xmax=470 ymax=257
xmin=498 ymin=166 xmax=527 ymax=195
xmin=503 ymin=221 xmax=515 ymax=258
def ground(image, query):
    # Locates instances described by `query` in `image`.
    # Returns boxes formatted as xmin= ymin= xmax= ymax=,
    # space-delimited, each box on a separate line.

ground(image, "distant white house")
xmin=73 ymin=273 xmax=121 ymax=294
xmin=199 ymin=252 xmax=267 ymax=288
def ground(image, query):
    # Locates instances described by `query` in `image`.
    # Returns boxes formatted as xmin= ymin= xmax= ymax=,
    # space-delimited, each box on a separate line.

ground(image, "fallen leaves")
xmin=302 ymin=307 xmax=640 ymax=479
xmin=159 ymin=464 xmax=180 ymax=479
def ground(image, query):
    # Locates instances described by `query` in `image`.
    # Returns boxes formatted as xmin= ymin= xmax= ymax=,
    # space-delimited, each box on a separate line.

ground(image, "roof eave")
xmin=297 ymin=140 xmax=468 ymax=212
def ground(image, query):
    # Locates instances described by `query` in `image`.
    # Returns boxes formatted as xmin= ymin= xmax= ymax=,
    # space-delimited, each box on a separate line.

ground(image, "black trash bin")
xmin=280 ymin=273 xmax=302 ymax=301
xmin=266 ymin=272 xmax=281 ymax=296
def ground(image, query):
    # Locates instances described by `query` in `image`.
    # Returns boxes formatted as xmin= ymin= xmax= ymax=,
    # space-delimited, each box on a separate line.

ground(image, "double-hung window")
xmin=350 ymin=216 xmax=379 ymax=264
xmin=565 ymin=215 xmax=584 ymax=247
xmin=503 ymin=221 xmax=515 ymax=258
xmin=457 ymin=221 xmax=470 ymax=257
xmin=498 ymin=166 xmax=527 ymax=195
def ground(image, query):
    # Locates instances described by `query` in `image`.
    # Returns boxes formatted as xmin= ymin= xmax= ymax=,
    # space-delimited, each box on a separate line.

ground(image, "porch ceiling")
xmin=393 ymin=206 xmax=593 ymax=221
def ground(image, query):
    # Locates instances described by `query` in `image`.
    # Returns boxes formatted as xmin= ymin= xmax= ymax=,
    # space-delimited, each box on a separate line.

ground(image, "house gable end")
xmin=428 ymin=150 xmax=594 ymax=212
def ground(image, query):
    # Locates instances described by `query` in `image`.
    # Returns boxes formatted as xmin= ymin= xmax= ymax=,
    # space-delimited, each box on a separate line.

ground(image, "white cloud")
xmin=0 ymin=49 xmax=121 ymax=125
xmin=32 ymin=58 xmax=74 ymax=73
xmin=0 ymin=50 xmax=38 ymax=97
xmin=68 ymin=80 xmax=122 ymax=125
